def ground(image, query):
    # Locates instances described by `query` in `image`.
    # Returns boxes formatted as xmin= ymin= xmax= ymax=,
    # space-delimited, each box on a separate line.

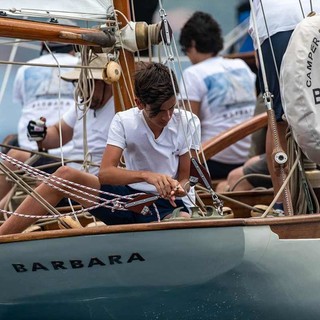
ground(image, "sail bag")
xmin=280 ymin=14 xmax=320 ymax=164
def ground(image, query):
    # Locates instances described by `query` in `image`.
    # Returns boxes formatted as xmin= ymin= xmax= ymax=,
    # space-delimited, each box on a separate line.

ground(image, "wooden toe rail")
xmin=200 ymin=112 xmax=268 ymax=161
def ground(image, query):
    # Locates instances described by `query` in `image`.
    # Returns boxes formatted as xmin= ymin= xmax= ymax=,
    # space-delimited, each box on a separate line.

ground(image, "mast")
xmin=112 ymin=0 xmax=135 ymax=112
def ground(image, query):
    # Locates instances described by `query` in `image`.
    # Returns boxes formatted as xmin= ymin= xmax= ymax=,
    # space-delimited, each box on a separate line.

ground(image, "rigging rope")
xmin=0 ymin=151 xmax=146 ymax=219
xmin=286 ymin=128 xmax=320 ymax=214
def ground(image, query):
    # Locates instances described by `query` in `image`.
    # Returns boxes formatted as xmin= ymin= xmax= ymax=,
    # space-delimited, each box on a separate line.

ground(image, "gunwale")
xmin=1 ymin=213 xmax=320 ymax=243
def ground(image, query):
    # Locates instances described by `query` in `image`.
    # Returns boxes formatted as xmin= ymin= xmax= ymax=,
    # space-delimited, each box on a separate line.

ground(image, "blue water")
xmin=1 ymin=264 xmax=316 ymax=320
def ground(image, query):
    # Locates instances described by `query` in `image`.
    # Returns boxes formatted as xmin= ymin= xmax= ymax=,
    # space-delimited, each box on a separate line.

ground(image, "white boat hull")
xmin=1 ymin=222 xmax=320 ymax=319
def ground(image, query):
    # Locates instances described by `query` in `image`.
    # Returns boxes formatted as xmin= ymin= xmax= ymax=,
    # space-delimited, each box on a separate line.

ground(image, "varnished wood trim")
xmin=0 ymin=18 xmax=106 ymax=46
xmin=270 ymin=221 xmax=320 ymax=239
xmin=225 ymin=51 xmax=257 ymax=71
xmin=2 ymin=213 xmax=320 ymax=243
xmin=201 ymin=112 xmax=268 ymax=161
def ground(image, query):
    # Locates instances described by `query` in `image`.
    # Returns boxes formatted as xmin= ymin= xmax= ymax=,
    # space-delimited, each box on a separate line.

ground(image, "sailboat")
xmin=1 ymin=1 xmax=320 ymax=319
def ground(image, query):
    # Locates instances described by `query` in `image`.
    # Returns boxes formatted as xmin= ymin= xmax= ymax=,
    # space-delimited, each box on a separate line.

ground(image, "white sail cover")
xmin=0 ymin=0 xmax=113 ymax=19
xmin=280 ymin=14 xmax=320 ymax=164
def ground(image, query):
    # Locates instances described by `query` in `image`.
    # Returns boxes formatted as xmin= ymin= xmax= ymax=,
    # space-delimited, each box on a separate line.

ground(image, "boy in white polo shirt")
xmin=0 ymin=62 xmax=200 ymax=234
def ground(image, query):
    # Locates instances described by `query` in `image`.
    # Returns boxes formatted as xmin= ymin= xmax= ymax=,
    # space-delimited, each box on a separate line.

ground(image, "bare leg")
xmin=0 ymin=149 xmax=31 ymax=200
xmin=216 ymin=156 xmax=261 ymax=192
xmin=0 ymin=192 xmax=12 ymax=211
xmin=0 ymin=178 xmax=45 ymax=211
xmin=0 ymin=166 xmax=100 ymax=235
xmin=164 ymin=211 xmax=190 ymax=219
xmin=215 ymin=180 xmax=229 ymax=193
xmin=229 ymin=155 xmax=264 ymax=191
xmin=227 ymin=166 xmax=254 ymax=191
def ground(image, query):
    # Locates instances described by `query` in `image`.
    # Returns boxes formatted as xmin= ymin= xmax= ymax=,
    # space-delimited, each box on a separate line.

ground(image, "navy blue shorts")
xmin=207 ymin=159 xmax=244 ymax=179
xmin=33 ymin=156 xmax=61 ymax=174
xmin=257 ymin=30 xmax=293 ymax=122
xmin=89 ymin=184 xmax=188 ymax=225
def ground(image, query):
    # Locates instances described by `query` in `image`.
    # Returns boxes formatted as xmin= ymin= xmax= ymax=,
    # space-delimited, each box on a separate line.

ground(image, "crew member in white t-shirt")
xmin=25 ymin=53 xmax=115 ymax=175
xmin=0 ymin=54 xmax=114 ymax=209
xmin=0 ymin=36 xmax=78 ymax=203
xmin=0 ymin=62 xmax=201 ymax=235
xmin=14 ymin=43 xmax=78 ymax=155
xmin=179 ymin=11 xmax=256 ymax=180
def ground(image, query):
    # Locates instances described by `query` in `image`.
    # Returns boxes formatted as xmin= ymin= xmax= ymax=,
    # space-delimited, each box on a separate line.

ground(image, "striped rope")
xmin=0 ymin=151 xmax=157 ymax=219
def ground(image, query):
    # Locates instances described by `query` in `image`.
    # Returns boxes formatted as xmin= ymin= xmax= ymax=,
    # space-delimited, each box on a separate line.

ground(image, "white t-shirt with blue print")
xmin=180 ymin=56 xmax=256 ymax=164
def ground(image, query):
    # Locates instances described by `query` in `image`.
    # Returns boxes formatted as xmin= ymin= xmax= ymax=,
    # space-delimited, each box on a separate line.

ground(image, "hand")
xmin=144 ymin=173 xmax=176 ymax=198
xmin=144 ymin=172 xmax=180 ymax=205
xmin=172 ymin=184 xmax=187 ymax=197
xmin=27 ymin=117 xmax=47 ymax=142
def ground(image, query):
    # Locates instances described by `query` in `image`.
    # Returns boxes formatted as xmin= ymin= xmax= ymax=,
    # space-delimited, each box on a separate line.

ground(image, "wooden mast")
xmin=112 ymin=1 xmax=135 ymax=111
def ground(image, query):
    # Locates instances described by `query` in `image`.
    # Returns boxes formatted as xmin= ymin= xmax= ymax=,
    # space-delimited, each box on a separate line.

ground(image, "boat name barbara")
xmin=11 ymin=252 xmax=145 ymax=273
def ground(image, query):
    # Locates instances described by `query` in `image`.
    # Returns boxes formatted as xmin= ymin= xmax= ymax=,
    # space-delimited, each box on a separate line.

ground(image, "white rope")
xmin=0 ymin=152 xmax=142 ymax=202
xmin=261 ymin=155 xmax=300 ymax=218
xmin=0 ymin=59 xmax=102 ymax=69
xmin=0 ymin=152 xmax=151 ymax=219
xmin=157 ymin=7 xmax=201 ymax=162
xmin=41 ymin=42 xmax=67 ymax=166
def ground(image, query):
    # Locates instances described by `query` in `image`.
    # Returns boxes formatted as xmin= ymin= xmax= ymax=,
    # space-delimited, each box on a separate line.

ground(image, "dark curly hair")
xmin=179 ymin=11 xmax=223 ymax=55
xmin=134 ymin=62 xmax=179 ymax=117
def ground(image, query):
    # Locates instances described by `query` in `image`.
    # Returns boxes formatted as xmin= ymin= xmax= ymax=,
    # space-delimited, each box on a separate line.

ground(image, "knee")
xmin=2 ymin=149 xmax=30 ymax=170
xmin=245 ymin=155 xmax=260 ymax=167
xmin=8 ymin=149 xmax=31 ymax=162
xmin=52 ymin=166 xmax=78 ymax=181
xmin=228 ymin=167 xmax=244 ymax=183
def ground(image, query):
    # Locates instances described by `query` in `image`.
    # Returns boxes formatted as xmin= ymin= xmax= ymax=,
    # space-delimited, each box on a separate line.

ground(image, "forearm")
xmin=99 ymin=166 xmax=181 ymax=200
xmin=41 ymin=130 xmax=59 ymax=150
xmin=98 ymin=166 xmax=150 ymax=186
xmin=176 ymin=152 xmax=192 ymax=194
xmin=42 ymin=125 xmax=71 ymax=150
